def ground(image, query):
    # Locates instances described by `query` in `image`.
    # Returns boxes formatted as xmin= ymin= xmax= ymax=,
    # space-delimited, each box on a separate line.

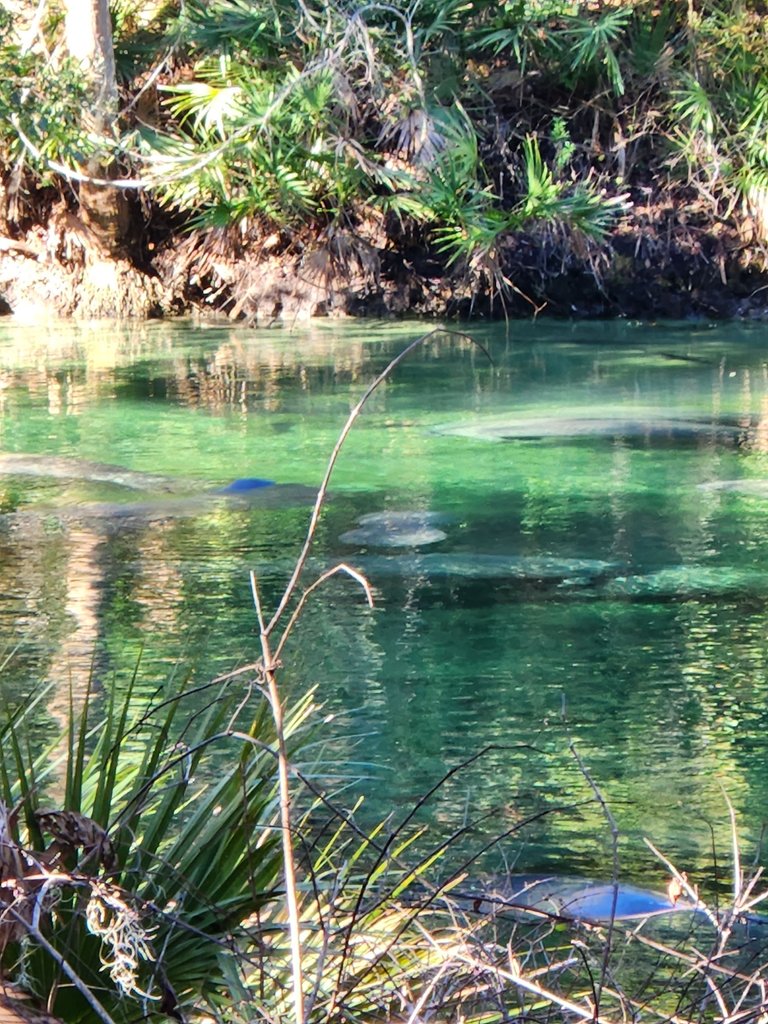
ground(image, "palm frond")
xmin=561 ymin=5 xmax=632 ymax=97
xmin=0 ymin=674 xmax=316 ymax=1021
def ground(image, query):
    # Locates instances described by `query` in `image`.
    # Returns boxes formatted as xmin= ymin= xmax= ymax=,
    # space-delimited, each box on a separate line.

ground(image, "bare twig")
xmin=726 ymin=793 xmax=743 ymax=905
xmin=451 ymin=945 xmax=617 ymax=1024
xmin=272 ymin=563 xmax=375 ymax=665
xmin=263 ymin=328 xmax=488 ymax=640
xmin=571 ymin=742 xmax=620 ymax=1011
xmin=644 ymin=838 xmax=719 ymax=930
xmin=247 ymin=327 xmax=490 ymax=1024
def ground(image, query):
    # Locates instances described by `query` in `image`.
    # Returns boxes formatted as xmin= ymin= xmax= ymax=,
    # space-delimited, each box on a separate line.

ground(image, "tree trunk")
xmin=63 ymin=0 xmax=128 ymax=256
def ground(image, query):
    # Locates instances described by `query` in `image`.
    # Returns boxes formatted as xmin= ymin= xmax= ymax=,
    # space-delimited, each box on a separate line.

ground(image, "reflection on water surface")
xmin=1 ymin=318 xmax=768 ymax=884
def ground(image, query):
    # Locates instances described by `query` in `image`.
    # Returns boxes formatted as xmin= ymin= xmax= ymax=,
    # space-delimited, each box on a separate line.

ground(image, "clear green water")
xmin=1 ymin=317 xmax=768 ymax=886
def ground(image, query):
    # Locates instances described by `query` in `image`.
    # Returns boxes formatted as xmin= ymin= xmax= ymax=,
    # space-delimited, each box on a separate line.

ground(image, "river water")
xmin=1 ymin=317 xmax=767 ymax=887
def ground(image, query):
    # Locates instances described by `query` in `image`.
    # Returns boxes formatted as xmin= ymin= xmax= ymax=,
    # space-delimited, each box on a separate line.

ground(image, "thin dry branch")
xmin=262 ymin=327 xmax=488 ymax=641
xmin=451 ymin=945 xmax=617 ymax=1024
xmin=570 ymin=742 xmax=620 ymax=1012
xmin=246 ymin=327 xmax=490 ymax=1024
xmin=644 ymin=838 xmax=719 ymax=931
xmin=272 ymin=563 xmax=375 ymax=665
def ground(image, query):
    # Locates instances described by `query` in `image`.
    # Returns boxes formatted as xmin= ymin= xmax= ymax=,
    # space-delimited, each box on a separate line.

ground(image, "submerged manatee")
xmin=23 ymin=484 xmax=317 ymax=524
xmin=354 ymin=553 xmax=618 ymax=582
xmin=448 ymin=875 xmax=768 ymax=939
xmin=699 ymin=479 xmax=768 ymax=498
xmin=356 ymin=510 xmax=451 ymax=527
xmin=599 ymin=566 xmax=768 ymax=600
xmin=340 ymin=510 xmax=450 ymax=548
xmin=340 ymin=527 xmax=448 ymax=547
xmin=0 ymin=453 xmax=193 ymax=492
xmin=0 ymin=453 xmax=319 ymax=525
xmin=435 ymin=414 xmax=751 ymax=444
xmin=0 ymin=455 xmax=285 ymax=498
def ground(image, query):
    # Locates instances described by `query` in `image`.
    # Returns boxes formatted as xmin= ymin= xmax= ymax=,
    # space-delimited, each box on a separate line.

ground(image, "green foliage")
xmin=7 ymin=0 xmax=768 ymax=293
xmin=0 ymin=674 xmax=460 ymax=1024
xmin=560 ymin=5 xmax=632 ymax=97
xmin=137 ymin=0 xmax=629 ymax=301
xmin=426 ymin=133 xmax=623 ymax=282
xmin=145 ymin=47 xmax=374 ymax=227
xmin=551 ymin=116 xmax=575 ymax=172
xmin=176 ymin=0 xmax=296 ymax=60
xmin=470 ymin=0 xmax=570 ymax=71
xmin=672 ymin=74 xmax=717 ymax=140
xmin=0 ymin=674 xmax=314 ymax=1021
xmin=664 ymin=4 xmax=768 ymax=214
xmin=0 ymin=42 xmax=96 ymax=184
xmin=625 ymin=2 xmax=679 ymax=82
xmin=111 ymin=0 xmax=180 ymax=80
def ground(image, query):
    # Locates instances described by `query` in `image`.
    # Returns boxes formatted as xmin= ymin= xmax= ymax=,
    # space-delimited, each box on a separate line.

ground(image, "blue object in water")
xmin=217 ymin=477 xmax=276 ymax=493
xmin=464 ymin=876 xmax=692 ymax=923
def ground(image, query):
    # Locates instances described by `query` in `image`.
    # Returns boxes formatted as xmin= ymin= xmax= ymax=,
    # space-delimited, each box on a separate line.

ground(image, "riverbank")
xmin=4 ymin=1 xmax=768 ymax=323
xmin=3 ymin=192 xmax=768 ymax=323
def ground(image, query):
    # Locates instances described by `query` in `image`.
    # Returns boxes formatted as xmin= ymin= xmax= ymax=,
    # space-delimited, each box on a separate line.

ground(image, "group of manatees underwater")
xmin=3 ymin=449 xmax=768 ymax=962
xmin=1 ymin=451 xmax=768 ymax=606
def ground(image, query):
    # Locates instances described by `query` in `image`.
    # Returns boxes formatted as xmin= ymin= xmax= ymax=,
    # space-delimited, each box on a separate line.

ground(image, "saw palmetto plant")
xmin=0 ymin=672 xmax=315 ymax=1021
xmin=4 ymin=0 xmax=768 ymax=311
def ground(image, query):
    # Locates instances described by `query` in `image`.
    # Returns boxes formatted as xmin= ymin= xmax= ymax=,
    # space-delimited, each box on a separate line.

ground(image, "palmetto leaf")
xmin=627 ymin=2 xmax=679 ymax=81
xmin=561 ymin=5 xmax=632 ymax=97
xmin=469 ymin=0 xmax=567 ymax=67
xmin=739 ymin=80 xmax=768 ymax=135
xmin=518 ymin=135 xmax=627 ymax=237
xmin=181 ymin=0 xmax=289 ymax=56
xmin=162 ymin=82 xmax=244 ymax=140
xmin=0 ymin=675 xmax=316 ymax=1021
xmin=672 ymin=75 xmax=717 ymax=138
xmin=519 ymin=134 xmax=560 ymax=218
